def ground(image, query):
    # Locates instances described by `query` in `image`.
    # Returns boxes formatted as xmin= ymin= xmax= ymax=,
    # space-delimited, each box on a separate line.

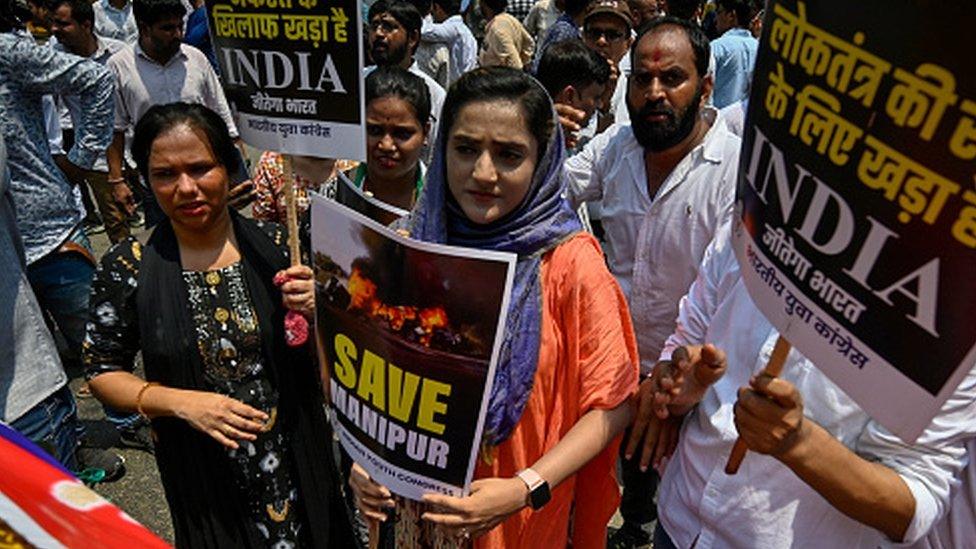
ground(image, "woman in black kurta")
xmin=82 ymin=103 xmax=353 ymax=548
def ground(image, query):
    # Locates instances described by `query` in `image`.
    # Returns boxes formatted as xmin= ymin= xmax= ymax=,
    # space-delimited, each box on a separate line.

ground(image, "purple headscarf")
xmin=411 ymin=80 xmax=582 ymax=445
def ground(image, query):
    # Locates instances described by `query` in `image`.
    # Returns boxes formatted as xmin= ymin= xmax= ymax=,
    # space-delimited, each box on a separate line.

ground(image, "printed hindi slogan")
xmin=206 ymin=0 xmax=365 ymax=159
xmin=310 ymin=196 xmax=516 ymax=499
xmin=734 ymin=0 xmax=976 ymax=441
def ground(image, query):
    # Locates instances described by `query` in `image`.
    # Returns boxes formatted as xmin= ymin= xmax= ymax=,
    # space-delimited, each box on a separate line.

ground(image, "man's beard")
xmin=371 ymin=42 xmax=408 ymax=67
xmin=153 ymin=37 xmax=181 ymax=61
xmin=628 ymin=87 xmax=703 ymax=152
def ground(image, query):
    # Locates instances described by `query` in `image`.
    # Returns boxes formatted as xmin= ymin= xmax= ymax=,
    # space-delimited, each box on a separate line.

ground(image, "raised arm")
xmin=7 ymin=38 xmax=114 ymax=170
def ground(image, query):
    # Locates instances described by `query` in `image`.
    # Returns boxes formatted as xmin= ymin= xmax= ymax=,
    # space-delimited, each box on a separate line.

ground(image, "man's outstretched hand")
xmin=624 ymin=344 xmax=728 ymax=471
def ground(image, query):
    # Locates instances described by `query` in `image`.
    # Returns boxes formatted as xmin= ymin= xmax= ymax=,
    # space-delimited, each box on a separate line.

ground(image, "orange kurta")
xmin=474 ymin=233 xmax=639 ymax=549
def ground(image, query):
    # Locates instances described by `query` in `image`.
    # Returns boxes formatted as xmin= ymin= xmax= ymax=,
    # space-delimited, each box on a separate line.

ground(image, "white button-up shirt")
xmin=107 ymin=43 xmax=238 ymax=137
xmin=566 ymin=110 xmax=738 ymax=372
xmin=657 ymin=221 xmax=976 ymax=548
xmin=420 ymin=14 xmax=477 ymax=85
xmin=93 ymin=0 xmax=138 ymax=45
xmin=908 ymin=440 xmax=975 ymax=549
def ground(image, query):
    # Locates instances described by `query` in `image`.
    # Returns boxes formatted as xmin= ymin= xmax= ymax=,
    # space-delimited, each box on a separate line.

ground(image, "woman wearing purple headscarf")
xmin=349 ymin=67 xmax=639 ymax=548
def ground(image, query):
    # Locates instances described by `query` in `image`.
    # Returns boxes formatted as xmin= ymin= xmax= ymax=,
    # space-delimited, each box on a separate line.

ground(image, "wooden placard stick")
xmin=282 ymin=154 xmax=301 ymax=267
xmin=724 ymin=335 xmax=792 ymax=475
xmin=278 ymin=153 xmax=310 ymax=347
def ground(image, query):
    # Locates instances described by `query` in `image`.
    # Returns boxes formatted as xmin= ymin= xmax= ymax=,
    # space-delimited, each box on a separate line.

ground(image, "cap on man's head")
xmin=584 ymin=0 xmax=633 ymax=29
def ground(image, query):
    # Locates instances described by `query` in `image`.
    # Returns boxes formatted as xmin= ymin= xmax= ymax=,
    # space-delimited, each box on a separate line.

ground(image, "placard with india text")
xmin=734 ymin=0 xmax=976 ymax=442
xmin=206 ymin=0 xmax=366 ymax=160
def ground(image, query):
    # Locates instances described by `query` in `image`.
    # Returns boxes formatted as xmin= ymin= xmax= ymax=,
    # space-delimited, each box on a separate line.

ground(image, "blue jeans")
xmin=26 ymin=229 xmax=141 ymax=431
xmin=10 ymin=385 xmax=79 ymax=471
xmin=26 ymin=229 xmax=94 ymax=360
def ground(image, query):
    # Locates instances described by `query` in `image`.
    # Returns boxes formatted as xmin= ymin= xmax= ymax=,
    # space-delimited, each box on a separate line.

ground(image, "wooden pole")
xmin=724 ymin=335 xmax=792 ymax=475
xmin=368 ymin=521 xmax=380 ymax=549
xmin=282 ymin=154 xmax=301 ymax=268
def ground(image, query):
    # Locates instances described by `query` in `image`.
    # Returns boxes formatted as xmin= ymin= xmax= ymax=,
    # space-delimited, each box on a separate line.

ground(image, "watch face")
xmin=530 ymin=482 xmax=551 ymax=510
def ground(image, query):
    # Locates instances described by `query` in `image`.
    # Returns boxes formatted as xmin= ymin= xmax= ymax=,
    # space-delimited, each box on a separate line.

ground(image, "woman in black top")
xmin=83 ymin=103 xmax=353 ymax=548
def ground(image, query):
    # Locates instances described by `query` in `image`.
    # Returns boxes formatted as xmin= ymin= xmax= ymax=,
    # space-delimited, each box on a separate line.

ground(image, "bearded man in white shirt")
xmin=636 ymin=220 xmax=976 ymax=548
xmin=564 ymin=16 xmax=738 ymax=547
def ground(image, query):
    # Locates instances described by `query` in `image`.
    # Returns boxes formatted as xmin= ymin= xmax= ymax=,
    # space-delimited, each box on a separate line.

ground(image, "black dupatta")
xmin=136 ymin=211 xmax=353 ymax=548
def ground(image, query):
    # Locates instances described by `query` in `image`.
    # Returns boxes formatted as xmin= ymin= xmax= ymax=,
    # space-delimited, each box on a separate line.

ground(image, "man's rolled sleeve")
xmin=203 ymin=62 xmax=239 ymax=138
xmin=856 ymin=366 xmax=976 ymax=544
xmin=108 ymin=58 xmax=131 ymax=132
xmin=67 ymin=63 xmax=114 ymax=169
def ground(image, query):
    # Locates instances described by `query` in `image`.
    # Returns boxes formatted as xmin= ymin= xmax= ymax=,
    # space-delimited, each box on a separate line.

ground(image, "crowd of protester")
xmin=1 ymin=0 xmax=974 ymax=548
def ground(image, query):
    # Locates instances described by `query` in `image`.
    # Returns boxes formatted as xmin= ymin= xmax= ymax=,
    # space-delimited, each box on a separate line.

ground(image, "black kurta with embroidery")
xmin=83 ymin=215 xmax=353 ymax=548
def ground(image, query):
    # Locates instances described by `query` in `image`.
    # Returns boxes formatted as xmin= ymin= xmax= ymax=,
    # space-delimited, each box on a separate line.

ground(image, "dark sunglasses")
xmin=584 ymin=27 xmax=627 ymax=42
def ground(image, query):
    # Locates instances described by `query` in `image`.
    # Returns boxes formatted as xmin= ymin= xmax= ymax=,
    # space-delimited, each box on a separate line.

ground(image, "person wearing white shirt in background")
xmin=366 ymin=0 xmax=446 ymax=163
xmin=93 ymin=0 xmax=139 ymax=44
xmin=634 ymin=219 xmax=976 ymax=548
xmin=106 ymin=0 xmax=248 ymax=228
xmin=564 ymin=18 xmax=737 ymax=547
xmin=50 ymin=0 xmax=131 ymax=244
xmin=407 ymin=0 xmax=452 ymax=89
xmin=421 ymin=0 xmax=478 ymax=84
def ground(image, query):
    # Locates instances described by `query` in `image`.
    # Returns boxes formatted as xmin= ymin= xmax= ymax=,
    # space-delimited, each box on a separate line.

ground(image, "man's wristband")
xmin=107 ymin=177 xmax=127 ymax=186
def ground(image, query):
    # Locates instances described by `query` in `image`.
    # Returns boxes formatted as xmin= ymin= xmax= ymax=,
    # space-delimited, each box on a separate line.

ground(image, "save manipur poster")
xmin=733 ymin=0 xmax=976 ymax=442
xmin=310 ymin=196 xmax=516 ymax=499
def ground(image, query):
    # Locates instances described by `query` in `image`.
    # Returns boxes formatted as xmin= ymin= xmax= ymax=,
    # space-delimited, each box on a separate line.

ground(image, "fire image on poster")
xmin=310 ymin=196 xmax=516 ymax=499
xmin=734 ymin=0 xmax=976 ymax=441
xmin=206 ymin=0 xmax=365 ymax=159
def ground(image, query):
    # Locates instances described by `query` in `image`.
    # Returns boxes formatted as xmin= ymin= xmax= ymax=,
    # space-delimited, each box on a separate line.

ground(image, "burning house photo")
xmin=312 ymin=205 xmax=511 ymax=363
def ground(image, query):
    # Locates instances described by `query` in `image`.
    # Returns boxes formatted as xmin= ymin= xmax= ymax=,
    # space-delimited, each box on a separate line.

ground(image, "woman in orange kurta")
xmin=471 ymin=233 xmax=638 ymax=548
xmin=349 ymin=67 xmax=638 ymax=548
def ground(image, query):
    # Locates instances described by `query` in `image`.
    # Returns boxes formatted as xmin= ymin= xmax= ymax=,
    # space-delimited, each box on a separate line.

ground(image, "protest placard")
xmin=310 ymin=195 xmax=516 ymax=499
xmin=733 ymin=0 xmax=976 ymax=442
xmin=206 ymin=0 xmax=365 ymax=160
xmin=333 ymin=171 xmax=408 ymax=227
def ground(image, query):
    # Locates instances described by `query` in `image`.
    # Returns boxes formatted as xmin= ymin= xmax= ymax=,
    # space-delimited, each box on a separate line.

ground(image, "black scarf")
xmin=137 ymin=212 xmax=353 ymax=548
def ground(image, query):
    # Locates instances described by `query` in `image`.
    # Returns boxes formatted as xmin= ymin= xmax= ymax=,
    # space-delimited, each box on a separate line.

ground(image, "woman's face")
xmin=366 ymin=96 xmax=427 ymax=184
xmin=148 ymin=124 xmax=229 ymax=230
xmin=446 ymin=100 xmax=539 ymax=225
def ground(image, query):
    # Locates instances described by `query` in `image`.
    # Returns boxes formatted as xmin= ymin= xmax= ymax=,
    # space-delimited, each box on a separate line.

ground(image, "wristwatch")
xmin=515 ymin=468 xmax=551 ymax=511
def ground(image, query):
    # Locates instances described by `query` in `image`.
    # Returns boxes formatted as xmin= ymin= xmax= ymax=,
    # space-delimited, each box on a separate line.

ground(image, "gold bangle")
xmin=136 ymin=381 xmax=160 ymax=419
